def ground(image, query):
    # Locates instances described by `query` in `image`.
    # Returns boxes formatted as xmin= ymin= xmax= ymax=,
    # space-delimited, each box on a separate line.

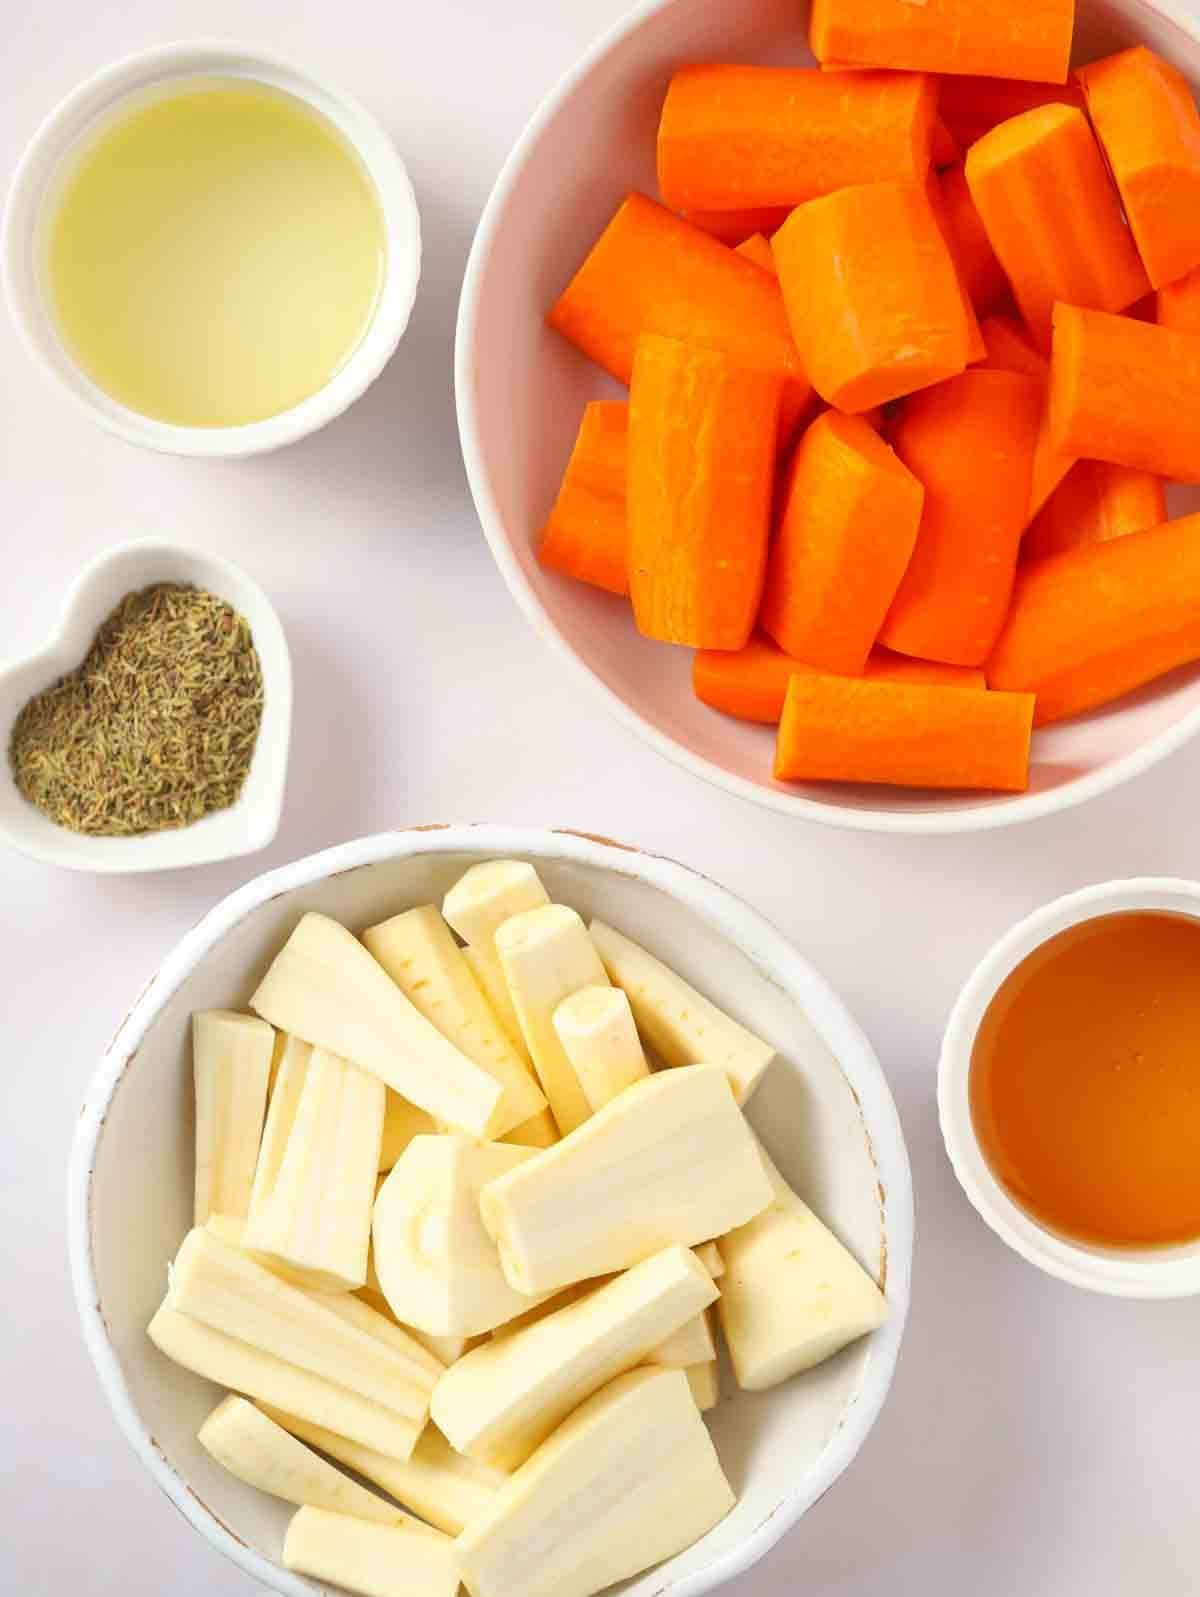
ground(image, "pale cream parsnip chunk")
xmin=552 ymin=985 xmax=649 ymax=1112
xmin=192 ymin=1010 xmax=274 ymax=1225
xmin=284 ymin=1506 xmax=459 ymax=1597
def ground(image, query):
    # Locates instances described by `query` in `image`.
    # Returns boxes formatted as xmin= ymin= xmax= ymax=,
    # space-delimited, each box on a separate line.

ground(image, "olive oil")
xmin=971 ymin=912 xmax=1200 ymax=1248
xmin=44 ymin=78 xmax=386 ymax=427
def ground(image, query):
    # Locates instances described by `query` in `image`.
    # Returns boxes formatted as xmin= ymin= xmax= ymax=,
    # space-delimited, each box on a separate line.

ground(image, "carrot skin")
xmin=658 ymin=65 xmax=936 ymax=211
xmin=1022 ymin=461 xmax=1167 ymax=562
xmin=881 ymin=369 xmax=1044 ymax=666
xmin=988 ymin=513 xmax=1200 ymax=723
xmin=627 ymin=334 xmax=781 ymax=649
xmin=965 ymin=105 xmax=1150 ymax=353
xmin=693 ymin=635 xmax=985 ymax=724
xmin=809 ymin=0 xmax=1074 ymax=84
xmin=538 ymin=402 xmax=630 ymax=595
xmin=772 ymin=180 xmax=970 ymax=413
xmin=1048 ymin=303 xmax=1200 ymax=482
xmin=978 ymin=314 xmax=1075 ymax=517
xmin=930 ymin=164 xmax=1009 ymax=316
xmin=774 ymin=674 xmax=1034 ymax=792
xmin=1079 ymin=46 xmax=1200 ymax=291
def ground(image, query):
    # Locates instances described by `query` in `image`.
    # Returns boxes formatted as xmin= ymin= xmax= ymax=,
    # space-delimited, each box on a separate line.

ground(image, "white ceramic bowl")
xmin=67 ymin=825 xmax=912 ymax=1597
xmin=457 ymin=0 xmax=1200 ymax=835
xmin=939 ymin=876 xmax=1200 ymax=1297
xmin=0 ymin=538 xmax=291 ymax=872
xmin=3 ymin=41 xmax=421 ymax=457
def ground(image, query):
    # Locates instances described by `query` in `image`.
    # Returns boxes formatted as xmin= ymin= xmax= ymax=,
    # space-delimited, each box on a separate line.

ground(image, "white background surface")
xmin=3 ymin=2 xmax=1199 ymax=1593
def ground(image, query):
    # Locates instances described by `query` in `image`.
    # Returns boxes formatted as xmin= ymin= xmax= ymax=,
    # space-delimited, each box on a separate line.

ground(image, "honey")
xmin=970 ymin=911 xmax=1200 ymax=1248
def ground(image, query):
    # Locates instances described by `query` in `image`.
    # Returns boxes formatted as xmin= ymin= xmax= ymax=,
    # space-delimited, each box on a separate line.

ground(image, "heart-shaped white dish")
xmin=0 ymin=538 xmax=292 ymax=872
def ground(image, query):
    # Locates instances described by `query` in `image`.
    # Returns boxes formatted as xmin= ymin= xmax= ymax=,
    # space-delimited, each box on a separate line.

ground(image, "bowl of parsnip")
xmin=67 ymin=825 xmax=911 ymax=1597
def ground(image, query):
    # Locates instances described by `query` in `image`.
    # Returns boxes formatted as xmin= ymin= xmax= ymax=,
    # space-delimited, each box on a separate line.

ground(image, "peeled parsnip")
xmin=695 ymin=1240 xmax=725 ymax=1279
xmin=284 ymin=1506 xmax=460 ymax=1597
xmin=686 ymin=1360 xmax=720 ymax=1413
xmin=379 ymin=1091 xmax=437 ymax=1173
xmin=442 ymin=860 xmax=551 ymax=946
xmin=192 ymin=1010 xmax=274 ymax=1225
xmin=552 ymin=985 xmax=649 ymax=1112
xmin=646 ymin=1308 xmax=717 ymax=1368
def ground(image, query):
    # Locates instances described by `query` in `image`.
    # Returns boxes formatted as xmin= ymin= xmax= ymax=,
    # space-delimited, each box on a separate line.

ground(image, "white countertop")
xmin=3 ymin=2 xmax=1198 ymax=1592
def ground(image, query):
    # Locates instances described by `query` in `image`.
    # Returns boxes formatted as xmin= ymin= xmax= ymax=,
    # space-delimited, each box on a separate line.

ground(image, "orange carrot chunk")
xmin=1022 ymin=461 xmax=1167 ymax=562
xmin=759 ymin=411 xmax=924 ymax=675
xmin=734 ymin=234 xmax=776 ymax=274
xmin=923 ymin=174 xmax=986 ymax=361
xmin=965 ymin=105 xmax=1150 ymax=352
xmin=1047 ymin=303 xmax=1200 ymax=482
xmin=681 ymin=206 xmax=793 ymax=245
xmin=772 ymin=180 xmax=969 ymax=412
xmin=988 ymin=513 xmax=1200 ymax=723
xmin=977 ymin=314 xmax=1074 ymax=515
xmin=939 ymin=74 xmax=1086 ymax=149
xmin=1079 ymin=47 xmax=1200 ymax=291
xmin=881 ymin=369 xmax=1044 ymax=666
xmin=693 ymin=635 xmax=985 ymax=724
xmin=538 ymin=402 xmax=630 ymax=596
xmin=1157 ymin=266 xmax=1200 ymax=333
xmin=774 ymin=674 xmax=1034 ymax=792
xmin=627 ymin=334 xmax=781 ymax=649
xmin=931 ymin=116 xmax=961 ymax=169
xmin=930 ymin=164 xmax=1010 ymax=316
xmin=547 ymin=194 xmax=810 ymax=430
xmin=657 ymin=65 xmax=936 ymax=211
xmin=809 ymin=0 xmax=1074 ymax=85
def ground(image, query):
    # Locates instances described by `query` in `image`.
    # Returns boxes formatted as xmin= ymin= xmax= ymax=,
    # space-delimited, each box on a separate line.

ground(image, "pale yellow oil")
xmin=45 ymin=77 xmax=386 ymax=427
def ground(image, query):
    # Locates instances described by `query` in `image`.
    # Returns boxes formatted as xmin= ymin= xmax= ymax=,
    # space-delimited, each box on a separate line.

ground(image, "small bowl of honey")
xmin=940 ymin=879 xmax=1200 ymax=1297
xmin=3 ymin=41 xmax=421 ymax=456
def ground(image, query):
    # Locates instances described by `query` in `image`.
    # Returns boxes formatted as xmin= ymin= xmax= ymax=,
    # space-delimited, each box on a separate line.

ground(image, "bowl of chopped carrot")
xmin=457 ymin=0 xmax=1200 ymax=833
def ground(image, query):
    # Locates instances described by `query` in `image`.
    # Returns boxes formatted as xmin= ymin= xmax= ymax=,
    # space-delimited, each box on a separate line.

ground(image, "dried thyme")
xmin=9 ymin=583 xmax=264 ymax=836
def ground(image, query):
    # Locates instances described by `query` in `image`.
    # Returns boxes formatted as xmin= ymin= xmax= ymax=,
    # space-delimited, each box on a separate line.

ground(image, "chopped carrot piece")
xmin=939 ymin=75 xmax=1086 ymax=150
xmin=772 ymin=180 xmax=969 ymax=412
xmin=681 ymin=206 xmax=793 ymax=245
xmin=931 ymin=116 xmax=961 ymax=169
xmin=734 ymin=234 xmax=776 ymax=274
xmin=881 ymin=369 xmax=1044 ymax=665
xmin=1022 ymin=462 xmax=1167 ymax=562
xmin=1157 ymin=266 xmax=1200 ymax=333
xmin=538 ymin=402 xmax=630 ymax=596
xmin=657 ymin=65 xmax=936 ymax=211
xmin=774 ymin=674 xmax=1034 ymax=792
xmin=930 ymin=164 xmax=1009 ymax=316
xmin=693 ymin=636 xmax=986 ymax=724
xmin=1079 ymin=46 xmax=1200 ymax=290
xmin=759 ymin=411 xmax=924 ymax=675
xmin=977 ymin=314 xmax=1074 ymax=516
xmin=1048 ymin=303 xmax=1200 ymax=482
xmin=923 ymin=173 xmax=986 ymax=361
xmin=627 ymin=334 xmax=781 ymax=649
xmin=548 ymin=194 xmax=810 ymax=431
xmin=809 ymin=0 xmax=1075 ymax=85
xmin=965 ymin=105 xmax=1150 ymax=352
xmin=988 ymin=513 xmax=1200 ymax=723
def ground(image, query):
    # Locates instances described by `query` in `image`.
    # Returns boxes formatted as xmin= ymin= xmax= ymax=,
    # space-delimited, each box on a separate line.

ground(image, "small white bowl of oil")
xmin=2 ymin=41 xmax=421 ymax=456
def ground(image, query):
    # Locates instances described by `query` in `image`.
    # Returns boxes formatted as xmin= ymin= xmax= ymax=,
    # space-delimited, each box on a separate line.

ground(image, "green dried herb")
xmin=9 ymin=582 xmax=265 ymax=836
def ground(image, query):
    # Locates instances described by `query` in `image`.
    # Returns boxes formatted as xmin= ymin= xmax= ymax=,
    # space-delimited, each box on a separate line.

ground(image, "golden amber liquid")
xmin=970 ymin=911 xmax=1200 ymax=1247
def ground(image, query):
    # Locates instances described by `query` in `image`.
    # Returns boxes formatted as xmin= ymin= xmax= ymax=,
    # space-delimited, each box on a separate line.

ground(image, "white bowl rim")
xmin=454 ymin=0 xmax=1200 ymax=836
xmin=938 ymin=874 xmax=1200 ymax=1298
xmin=66 ymin=823 xmax=914 ymax=1597
xmin=2 ymin=38 xmax=422 ymax=458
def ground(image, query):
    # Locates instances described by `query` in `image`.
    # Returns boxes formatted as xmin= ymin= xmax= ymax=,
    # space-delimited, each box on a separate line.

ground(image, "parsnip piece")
xmin=430 ymin=1244 xmax=717 ymax=1470
xmin=167 ymin=1227 xmax=438 ymax=1426
xmin=205 ymin=1213 xmax=321 ymax=1290
xmin=244 ymin=1047 xmax=384 ymax=1290
xmin=373 ymin=1135 xmax=551 ymax=1338
xmin=695 ymin=1241 xmax=725 ymax=1279
xmin=380 ymin=1091 xmax=437 ymax=1172
xmin=284 ymin=1506 xmax=459 ymax=1597
xmin=359 ymin=1263 xmax=478 ymax=1365
xmin=479 ymin=1066 xmax=772 ymax=1294
xmin=193 ymin=1011 xmax=274 ymax=1225
xmin=198 ymin=1396 xmax=401 ymax=1523
xmin=364 ymin=907 xmax=547 ymax=1133
xmin=552 ymin=986 xmax=649 ymax=1112
xmin=646 ymin=1309 xmax=717 ymax=1368
xmin=464 ymin=944 xmax=530 ymax=1060
xmin=489 ymin=1282 xmax=592 ymax=1340
xmin=718 ymin=1144 xmax=888 ymax=1389
xmin=442 ymin=860 xmax=550 ymax=947
xmin=501 ymin=1107 xmax=558 ymax=1149
xmin=457 ymin=1367 xmax=734 ymax=1597
xmin=686 ymin=1361 xmax=720 ymax=1413
xmin=249 ymin=1035 xmax=311 ymax=1213
xmin=495 ymin=906 xmax=610 ymax=1135
xmin=589 ymin=920 xmax=776 ymax=1103
xmin=148 ymin=1306 xmax=422 ymax=1461
xmin=262 ymin=1407 xmax=506 ymax=1535
xmin=249 ymin=912 xmax=504 ymax=1136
